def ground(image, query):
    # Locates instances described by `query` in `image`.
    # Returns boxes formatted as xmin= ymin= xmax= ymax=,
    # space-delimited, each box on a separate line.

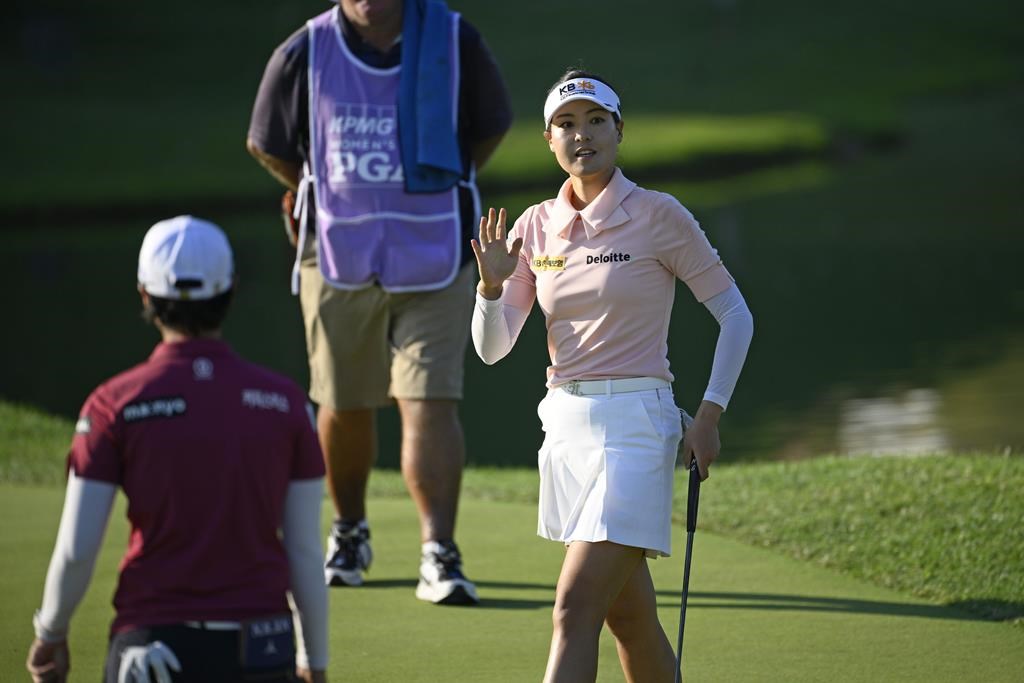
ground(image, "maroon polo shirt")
xmin=68 ymin=338 xmax=324 ymax=634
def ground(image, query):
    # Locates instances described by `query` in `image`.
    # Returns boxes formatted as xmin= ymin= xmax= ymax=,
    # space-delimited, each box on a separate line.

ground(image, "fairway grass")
xmin=0 ymin=402 xmax=74 ymax=484
xmin=2 ymin=488 xmax=1022 ymax=681
xmin=2 ymin=400 xmax=1022 ymax=629
xmin=697 ymin=454 xmax=1024 ymax=625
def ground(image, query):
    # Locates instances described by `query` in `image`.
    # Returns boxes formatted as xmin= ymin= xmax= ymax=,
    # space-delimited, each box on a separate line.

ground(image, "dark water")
xmin=4 ymin=93 xmax=1022 ymax=465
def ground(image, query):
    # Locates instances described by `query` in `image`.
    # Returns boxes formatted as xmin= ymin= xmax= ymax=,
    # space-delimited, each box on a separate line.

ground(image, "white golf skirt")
xmin=536 ymin=382 xmax=683 ymax=558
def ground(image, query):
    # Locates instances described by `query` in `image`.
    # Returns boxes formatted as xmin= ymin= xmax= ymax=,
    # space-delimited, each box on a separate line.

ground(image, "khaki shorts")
xmin=299 ymin=262 xmax=475 ymax=410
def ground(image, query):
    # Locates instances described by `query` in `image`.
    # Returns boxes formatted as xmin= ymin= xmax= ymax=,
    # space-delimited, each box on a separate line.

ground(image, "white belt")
xmin=184 ymin=620 xmax=242 ymax=631
xmin=557 ymin=377 xmax=670 ymax=396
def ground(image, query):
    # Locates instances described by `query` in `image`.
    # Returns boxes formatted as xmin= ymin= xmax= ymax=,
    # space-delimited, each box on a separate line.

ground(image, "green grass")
xmin=697 ymin=454 xmax=1024 ymax=625
xmin=3 ymin=489 xmax=1023 ymax=682
xmin=5 ymin=400 xmax=1021 ymax=626
xmin=479 ymin=114 xmax=830 ymax=188
xmin=4 ymin=0 xmax=1021 ymax=208
xmin=0 ymin=402 xmax=73 ymax=484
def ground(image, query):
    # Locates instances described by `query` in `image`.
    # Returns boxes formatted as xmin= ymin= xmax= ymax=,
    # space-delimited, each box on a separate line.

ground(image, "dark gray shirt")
xmin=248 ymin=10 xmax=513 ymax=264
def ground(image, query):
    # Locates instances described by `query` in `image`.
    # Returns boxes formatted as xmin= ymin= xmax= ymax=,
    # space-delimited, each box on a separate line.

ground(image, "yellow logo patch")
xmin=532 ymin=255 xmax=567 ymax=271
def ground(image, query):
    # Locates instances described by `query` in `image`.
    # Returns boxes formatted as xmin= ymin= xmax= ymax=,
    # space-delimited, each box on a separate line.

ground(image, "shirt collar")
xmin=337 ymin=6 xmax=403 ymax=68
xmin=150 ymin=338 xmax=234 ymax=362
xmin=542 ymin=168 xmax=637 ymax=240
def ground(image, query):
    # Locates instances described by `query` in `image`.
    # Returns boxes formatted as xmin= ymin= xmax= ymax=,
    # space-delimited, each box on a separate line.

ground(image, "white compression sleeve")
xmin=35 ymin=472 xmax=116 ymax=642
xmin=701 ymin=283 xmax=754 ymax=410
xmin=471 ymin=292 xmax=530 ymax=365
xmin=282 ymin=478 xmax=328 ymax=670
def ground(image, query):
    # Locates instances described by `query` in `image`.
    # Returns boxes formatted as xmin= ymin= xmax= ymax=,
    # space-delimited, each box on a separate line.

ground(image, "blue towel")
xmin=399 ymin=0 xmax=464 ymax=193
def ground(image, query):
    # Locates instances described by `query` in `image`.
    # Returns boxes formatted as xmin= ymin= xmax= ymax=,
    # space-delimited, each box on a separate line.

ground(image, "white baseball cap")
xmin=137 ymin=216 xmax=234 ymax=300
xmin=543 ymin=77 xmax=622 ymax=127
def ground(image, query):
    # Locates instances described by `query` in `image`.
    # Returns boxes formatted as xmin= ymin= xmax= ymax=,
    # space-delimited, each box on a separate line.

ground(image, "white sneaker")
xmin=415 ymin=540 xmax=479 ymax=606
xmin=324 ymin=520 xmax=372 ymax=587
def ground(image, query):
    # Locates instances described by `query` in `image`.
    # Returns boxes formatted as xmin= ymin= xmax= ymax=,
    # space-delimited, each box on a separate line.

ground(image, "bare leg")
xmin=543 ymin=541 xmax=645 ymax=683
xmin=317 ymin=407 xmax=376 ymax=522
xmin=605 ymin=559 xmax=675 ymax=682
xmin=395 ymin=398 xmax=464 ymax=542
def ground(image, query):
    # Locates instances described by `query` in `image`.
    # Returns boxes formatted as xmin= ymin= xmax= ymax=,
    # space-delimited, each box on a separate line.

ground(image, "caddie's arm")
xmin=247 ymin=139 xmax=301 ymax=192
xmin=28 ymin=472 xmax=117 ymax=682
xmin=471 ymin=132 xmax=508 ymax=171
xmin=282 ymin=478 xmax=329 ymax=680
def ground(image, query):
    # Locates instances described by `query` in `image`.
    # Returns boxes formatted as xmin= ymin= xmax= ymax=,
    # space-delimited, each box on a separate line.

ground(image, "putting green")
xmin=1 ymin=485 xmax=1020 ymax=681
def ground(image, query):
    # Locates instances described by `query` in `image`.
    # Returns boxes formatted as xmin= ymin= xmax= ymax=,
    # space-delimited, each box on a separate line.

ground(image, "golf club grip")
xmin=686 ymin=460 xmax=701 ymax=533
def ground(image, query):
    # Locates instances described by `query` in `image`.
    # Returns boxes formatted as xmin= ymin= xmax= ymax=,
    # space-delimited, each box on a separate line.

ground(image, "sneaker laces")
xmin=424 ymin=540 xmax=465 ymax=580
xmin=329 ymin=522 xmax=369 ymax=569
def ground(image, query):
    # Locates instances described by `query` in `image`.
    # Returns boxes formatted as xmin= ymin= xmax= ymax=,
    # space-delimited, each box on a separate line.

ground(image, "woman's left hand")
xmin=680 ymin=400 xmax=724 ymax=481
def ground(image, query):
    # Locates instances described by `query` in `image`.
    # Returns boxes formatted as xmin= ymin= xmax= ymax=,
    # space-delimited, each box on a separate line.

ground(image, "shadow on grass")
xmin=472 ymin=580 xmax=558 ymax=610
xmin=655 ymin=591 xmax=1017 ymax=624
xmin=360 ymin=579 xmax=418 ymax=589
xmin=946 ymin=599 xmax=1024 ymax=624
xmin=357 ymin=578 xmax=557 ymax=610
xmin=357 ymin=581 xmax=1021 ymax=621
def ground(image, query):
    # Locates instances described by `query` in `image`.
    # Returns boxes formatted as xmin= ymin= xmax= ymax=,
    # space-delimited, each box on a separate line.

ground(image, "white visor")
xmin=543 ymin=78 xmax=621 ymax=126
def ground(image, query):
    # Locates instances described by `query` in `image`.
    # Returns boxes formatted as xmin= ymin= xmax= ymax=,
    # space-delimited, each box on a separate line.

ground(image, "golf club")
xmin=674 ymin=457 xmax=701 ymax=683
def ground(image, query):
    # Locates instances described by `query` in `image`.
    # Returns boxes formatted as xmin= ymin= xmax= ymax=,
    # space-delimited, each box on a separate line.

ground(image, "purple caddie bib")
xmin=303 ymin=6 xmax=464 ymax=292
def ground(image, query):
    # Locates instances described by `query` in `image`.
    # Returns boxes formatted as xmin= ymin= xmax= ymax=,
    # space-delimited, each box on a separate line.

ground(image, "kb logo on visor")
xmin=559 ymin=80 xmax=596 ymax=98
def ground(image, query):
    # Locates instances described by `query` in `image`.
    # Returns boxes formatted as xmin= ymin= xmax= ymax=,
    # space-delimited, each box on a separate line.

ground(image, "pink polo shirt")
xmin=503 ymin=168 xmax=733 ymax=386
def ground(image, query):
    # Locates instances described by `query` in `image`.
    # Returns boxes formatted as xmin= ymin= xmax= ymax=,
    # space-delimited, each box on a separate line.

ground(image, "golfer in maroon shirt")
xmin=26 ymin=216 xmax=330 ymax=683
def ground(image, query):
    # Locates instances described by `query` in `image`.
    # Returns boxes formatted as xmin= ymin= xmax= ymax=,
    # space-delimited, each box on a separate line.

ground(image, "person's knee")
xmin=321 ymin=406 xmax=373 ymax=424
xmin=399 ymin=398 xmax=458 ymax=423
xmin=602 ymin=598 xmax=659 ymax=647
xmin=551 ymin=583 xmax=607 ymax=635
xmin=605 ymin=602 xmax=647 ymax=643
xmin=319 ymin=407 xmax=374 ymax=439
xmin=398 ymin=399 xmax=463 ymax=444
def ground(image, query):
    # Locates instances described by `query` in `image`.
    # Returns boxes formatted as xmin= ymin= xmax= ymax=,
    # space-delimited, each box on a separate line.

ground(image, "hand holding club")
xmin=679 ymin=400 xmax=723 ymax=481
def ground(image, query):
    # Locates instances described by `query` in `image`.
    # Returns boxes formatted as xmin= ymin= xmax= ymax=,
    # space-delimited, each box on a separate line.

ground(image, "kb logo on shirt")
xmin=532 ymin=255 xmax=567 ymax=272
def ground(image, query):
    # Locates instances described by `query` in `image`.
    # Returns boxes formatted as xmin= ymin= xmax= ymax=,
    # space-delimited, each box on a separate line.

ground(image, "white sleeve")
xmin=282 ymin=478 xmax=328 ymax=670
xmin=34 ymin=472 xmax=117 ymax=642
xmin=471 ymin=292 xmax=531 ymax=365
xmin=701 ymin=283 xmax=754 ymax=410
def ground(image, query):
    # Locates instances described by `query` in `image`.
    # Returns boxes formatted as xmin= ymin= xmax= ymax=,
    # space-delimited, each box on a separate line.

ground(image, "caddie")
xmin=246 ymin=0 xmax=512 ymax=605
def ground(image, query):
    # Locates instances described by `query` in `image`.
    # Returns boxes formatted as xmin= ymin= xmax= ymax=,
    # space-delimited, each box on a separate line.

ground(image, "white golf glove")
xmin=117 ymin=641 xmax=182 ymax=683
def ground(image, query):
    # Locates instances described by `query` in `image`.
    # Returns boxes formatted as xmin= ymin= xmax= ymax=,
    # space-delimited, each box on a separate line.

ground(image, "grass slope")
xmin=698 ymin=455 xmax=1024 ymax=624
xmin=2 ymin=490 xmax=1022 ymax=681
xmin=3 ymin=401 xmax=1021 ymax=626
xmin=0 ymin=402 xmax=73 ymax=484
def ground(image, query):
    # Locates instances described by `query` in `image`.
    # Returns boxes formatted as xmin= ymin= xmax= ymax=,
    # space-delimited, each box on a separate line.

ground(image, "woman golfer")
xmin=471 ymin=69 xmax=754 ymax=682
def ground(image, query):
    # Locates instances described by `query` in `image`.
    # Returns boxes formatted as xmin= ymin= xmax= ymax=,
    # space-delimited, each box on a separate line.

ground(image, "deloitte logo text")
xmin=585 ymin=252 xmax=631 ymax=265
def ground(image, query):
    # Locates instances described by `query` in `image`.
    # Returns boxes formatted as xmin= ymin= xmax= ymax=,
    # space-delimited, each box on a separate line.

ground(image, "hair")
xmin=142 ymin=290 xmax=234 ymax=337
xmin=545 ymin=68 xmax=623 ymax=130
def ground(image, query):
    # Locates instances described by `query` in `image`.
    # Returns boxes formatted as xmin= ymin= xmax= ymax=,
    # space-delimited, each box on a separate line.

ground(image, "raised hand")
xmin=471 ymin=207 xmax=523 ymax=300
